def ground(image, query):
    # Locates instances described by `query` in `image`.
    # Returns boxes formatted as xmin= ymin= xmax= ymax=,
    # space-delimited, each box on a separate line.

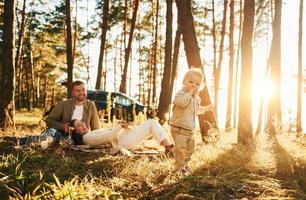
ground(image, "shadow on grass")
xmin=149 ymin=143 xmax=257 ymax=199
xmin=272 ymin=136 xmax=306 ymax=199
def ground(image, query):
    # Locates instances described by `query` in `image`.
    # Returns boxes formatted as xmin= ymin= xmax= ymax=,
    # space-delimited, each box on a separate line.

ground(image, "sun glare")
xmin=253 ymin=78 xmax=275 ymax=102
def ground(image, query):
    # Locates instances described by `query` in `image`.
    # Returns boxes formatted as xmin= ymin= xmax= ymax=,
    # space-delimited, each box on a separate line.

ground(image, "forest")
xmin=0 ymin=0 xmax=305 ymax=199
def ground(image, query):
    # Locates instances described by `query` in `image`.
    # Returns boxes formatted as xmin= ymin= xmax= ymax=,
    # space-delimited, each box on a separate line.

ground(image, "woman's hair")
xmin=183 ymin=68 xmax=204 ymax=83
xmin=69 ymin=119 xmax=77 ymax=127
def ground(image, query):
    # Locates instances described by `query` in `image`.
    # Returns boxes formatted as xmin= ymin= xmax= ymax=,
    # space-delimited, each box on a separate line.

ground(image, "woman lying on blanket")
xmin=70 ymin=119 xmax=174 ymax=153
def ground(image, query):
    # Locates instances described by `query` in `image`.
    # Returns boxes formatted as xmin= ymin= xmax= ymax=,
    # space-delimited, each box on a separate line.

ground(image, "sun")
xmin=253 ymin=78 xmax=275 ymax=103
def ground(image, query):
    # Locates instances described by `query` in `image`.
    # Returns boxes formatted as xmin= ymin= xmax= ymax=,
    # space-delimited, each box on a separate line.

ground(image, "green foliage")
xmin=0 ymin=153 xmax=45 ymax=199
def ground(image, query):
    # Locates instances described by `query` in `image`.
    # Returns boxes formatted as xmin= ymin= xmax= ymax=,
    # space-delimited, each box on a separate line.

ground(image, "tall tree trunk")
xmin=96 ymin=0 xmax=109 ymax=90
xmin=104 ymin=44 xmax=108 ymax=90
xmin=28 ymin=32 xmax=36 ymax=108
xmin=267 ymin=0 xmax=282 ymax=135
xmin=15 ymin=0 xmax=27 ymax=110
xmin=119 ymin=0 xmax=139 ymax=93
xmin=0 ymin=0 xmax=16 ymax=129
xmin=15 ymin=0 xmax=27 ymax=76
xmin=152 ymin=0 xmax=159 ymax=105
xmin=24 ymin=57 xmax=31 ymax=111
xmin=226 ymin=0 xmax=234 ymax=130
xmin=233 ymin=0 xmax=243 ymax=128
xmin=73 ymin=0 xmax=77 ymax=62
xmin=214 ymin=0 xmax=228 ymax=122
xmin=212 ymin=0 xmax=217 ymax=101
xmin=158 ymin=0 xmax=172 ymax=123
xmin=114 ymin=36 xmax=119 ymax=91
xmin=238 ymin=0 xmax=254 ymax=145
xmin=170 ymin=16 xmax=181 ymax=100
xmin=175 ymin=0 xmax=217 ymax=141
xmin=297 ymin=0 xmax=303 ymax=133
xmin=256 ymin=2 xmax=273 ymax=135
xmin=66 ymin=0 xmax=73 ymax=98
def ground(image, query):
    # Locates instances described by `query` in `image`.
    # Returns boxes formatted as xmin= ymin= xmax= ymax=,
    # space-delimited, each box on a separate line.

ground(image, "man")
xmin=19 ymin=80 xmax=100 ymax=145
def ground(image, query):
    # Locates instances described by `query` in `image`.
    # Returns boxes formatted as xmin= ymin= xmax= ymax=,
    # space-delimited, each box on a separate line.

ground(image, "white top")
xmin=71 ymin=105 xmax=84 ymax=121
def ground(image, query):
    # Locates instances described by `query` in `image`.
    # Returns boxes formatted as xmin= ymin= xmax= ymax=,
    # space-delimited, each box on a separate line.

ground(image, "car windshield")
xmin=87 ymin=91 xmax=108 ymax=101
xmin=115 ymin=95 xmax=133 ymax=106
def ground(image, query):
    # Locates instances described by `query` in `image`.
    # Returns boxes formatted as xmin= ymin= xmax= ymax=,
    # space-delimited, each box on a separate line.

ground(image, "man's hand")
xmin=120 ymin=122 xmax=133 ymax=130
xmin=64 ymin=123 xmax=74 ymax=135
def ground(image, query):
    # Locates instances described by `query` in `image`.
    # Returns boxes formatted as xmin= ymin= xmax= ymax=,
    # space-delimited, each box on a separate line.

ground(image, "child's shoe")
xmin=165 ymin=144 xmax=174 ymax=157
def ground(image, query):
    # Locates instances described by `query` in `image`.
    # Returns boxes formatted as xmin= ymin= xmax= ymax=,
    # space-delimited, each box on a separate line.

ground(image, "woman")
xmin=70 ymin=119 xmax=174 ymax=153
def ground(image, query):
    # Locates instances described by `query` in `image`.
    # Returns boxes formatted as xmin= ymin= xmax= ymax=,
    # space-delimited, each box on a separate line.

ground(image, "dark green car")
xmin=87 ymin=90 xmax=146 ymax=122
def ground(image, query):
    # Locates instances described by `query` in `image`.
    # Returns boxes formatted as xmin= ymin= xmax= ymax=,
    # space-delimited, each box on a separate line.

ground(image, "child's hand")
xmin=198 ymin=104 xmax=214 ymax=115
xmin=205 ymin=104 xmax=214 ymax=112
xmin=188 ymin=87 xmax=198 ymax=96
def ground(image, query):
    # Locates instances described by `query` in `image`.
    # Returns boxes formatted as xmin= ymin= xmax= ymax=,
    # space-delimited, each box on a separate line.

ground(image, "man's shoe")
xmin=1 ymin=136 xmax=18 ymax=144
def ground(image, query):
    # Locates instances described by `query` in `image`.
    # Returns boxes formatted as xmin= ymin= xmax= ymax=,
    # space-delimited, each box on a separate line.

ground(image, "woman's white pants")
xmin=82 ymin=119 xmax=169 ymax=150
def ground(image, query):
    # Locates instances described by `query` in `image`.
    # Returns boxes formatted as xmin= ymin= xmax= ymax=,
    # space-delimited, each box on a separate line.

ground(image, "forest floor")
xmin=0 ymin=110 xmax=305 ymax=199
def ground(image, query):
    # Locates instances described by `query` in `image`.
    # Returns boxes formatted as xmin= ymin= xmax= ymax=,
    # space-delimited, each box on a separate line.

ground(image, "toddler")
xmin=170 ymin=68 xmax=212 ymax=175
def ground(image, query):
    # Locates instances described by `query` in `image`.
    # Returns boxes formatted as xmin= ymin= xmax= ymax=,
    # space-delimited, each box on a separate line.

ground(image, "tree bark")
xmin=158 ymin=0 xmax=172 ymax=123
xmin=238 ymin=0 xmax=255 ymax=145
xmin=175 ymin=0 xmax=217 ymax=141
xmin=15 ymin=0 xmax=27 ymax=76
xmin=0 ymin=0 xmax=16 ymax=129
xmin=170 ymin=16 xmax=181 ymax=100
xmin=152 ymin=0 xmax=159 ymax=105
xmin=226 ymin=0 xmax=234 ymax=130
xmin=119 ymin=0 xmax=139 ymax=93
xmin=297 ymin=0 xmax=303 ymax=133
xmin=214 ymin=0 xmax=228 ymax=122
xmin=267 ymin=0 xmax=282 ymax=135
xmin=96 ymin=0 xmax=109 ymax=90
xmin=66 ymin=0 xmax=73 ymax=98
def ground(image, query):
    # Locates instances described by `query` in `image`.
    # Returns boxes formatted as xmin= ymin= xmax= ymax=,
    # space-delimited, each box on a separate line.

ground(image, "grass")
xmin=0 ymin=111 xmax=305 ymax=199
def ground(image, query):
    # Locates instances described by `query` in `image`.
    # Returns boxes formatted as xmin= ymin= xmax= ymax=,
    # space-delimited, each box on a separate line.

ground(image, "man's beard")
xmin=75 ymin=95 xmax=86 ymax=102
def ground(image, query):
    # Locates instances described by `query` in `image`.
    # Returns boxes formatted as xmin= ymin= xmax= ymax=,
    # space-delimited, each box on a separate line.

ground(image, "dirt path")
xmin=238 ymin=133 xmax=306 ymax=199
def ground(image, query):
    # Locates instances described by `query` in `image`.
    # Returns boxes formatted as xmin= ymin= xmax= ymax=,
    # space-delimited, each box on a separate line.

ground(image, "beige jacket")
xmin=45 ymin=98 xmax=100 ymax=132
xmin=170 ymin=89 xmax=201 ymax=130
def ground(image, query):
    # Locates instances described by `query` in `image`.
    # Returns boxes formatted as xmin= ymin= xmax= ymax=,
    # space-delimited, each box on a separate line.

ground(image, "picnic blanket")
xmin=66 ymin=139 xmax=163 ymax=155
xmin=1 ymin=136 xmax=163 ymax=155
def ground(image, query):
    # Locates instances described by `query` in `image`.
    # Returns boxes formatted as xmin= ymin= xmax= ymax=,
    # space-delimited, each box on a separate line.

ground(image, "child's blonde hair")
xmin=183 ymin=68 xmax=204 ymax=83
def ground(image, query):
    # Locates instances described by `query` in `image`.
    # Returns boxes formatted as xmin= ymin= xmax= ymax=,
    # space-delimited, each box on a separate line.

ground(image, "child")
xmin=170 ymin=68 xmax=212 ymax=175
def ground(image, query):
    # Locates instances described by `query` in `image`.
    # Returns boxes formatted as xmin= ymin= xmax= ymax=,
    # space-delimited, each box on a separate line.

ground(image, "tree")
xmin=233 ymin=0 xmax=243 ymax=128
xmin=238 ymin=0 xmax=255 ymax=144
xmin=226 ymin=0 xmax=235 ymax=130
xmin=267 ymin=0 xmax=282 ymax=135
xmin=119 ymin=0 xmax=140 ymax=93
xmin=15 ymin=0 xmax=28 ymax=110
xmin=96 ymin=0 xmax=109 ymax=90
xmin=214 ymin=0 xmax=228 ymax=122
xmin=0 ymin=0 xmax=16 ymax=129
xmin=175 ymin=0 xmax=217 ymax=140
xmin=66 ymin=0 xmax=73 ymax=97
xmin=297 ymin=0 xmax=303 ymax=133
xmin=158 ymin=0 xmax=173 ymax=123
xmin=152 ymin=0 xmax=159 ymax=105
xmin=170 ymin=11 xmax=181 ymax=101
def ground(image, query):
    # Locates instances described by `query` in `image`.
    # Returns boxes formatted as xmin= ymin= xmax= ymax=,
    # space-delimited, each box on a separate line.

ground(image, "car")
xmin=87 ymin=90 xmax=146 ymax=122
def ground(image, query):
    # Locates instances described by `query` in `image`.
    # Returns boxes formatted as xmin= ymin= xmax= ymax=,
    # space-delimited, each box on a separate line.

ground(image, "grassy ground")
xmin=0 ymin=110 xmax=305 ymax=199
